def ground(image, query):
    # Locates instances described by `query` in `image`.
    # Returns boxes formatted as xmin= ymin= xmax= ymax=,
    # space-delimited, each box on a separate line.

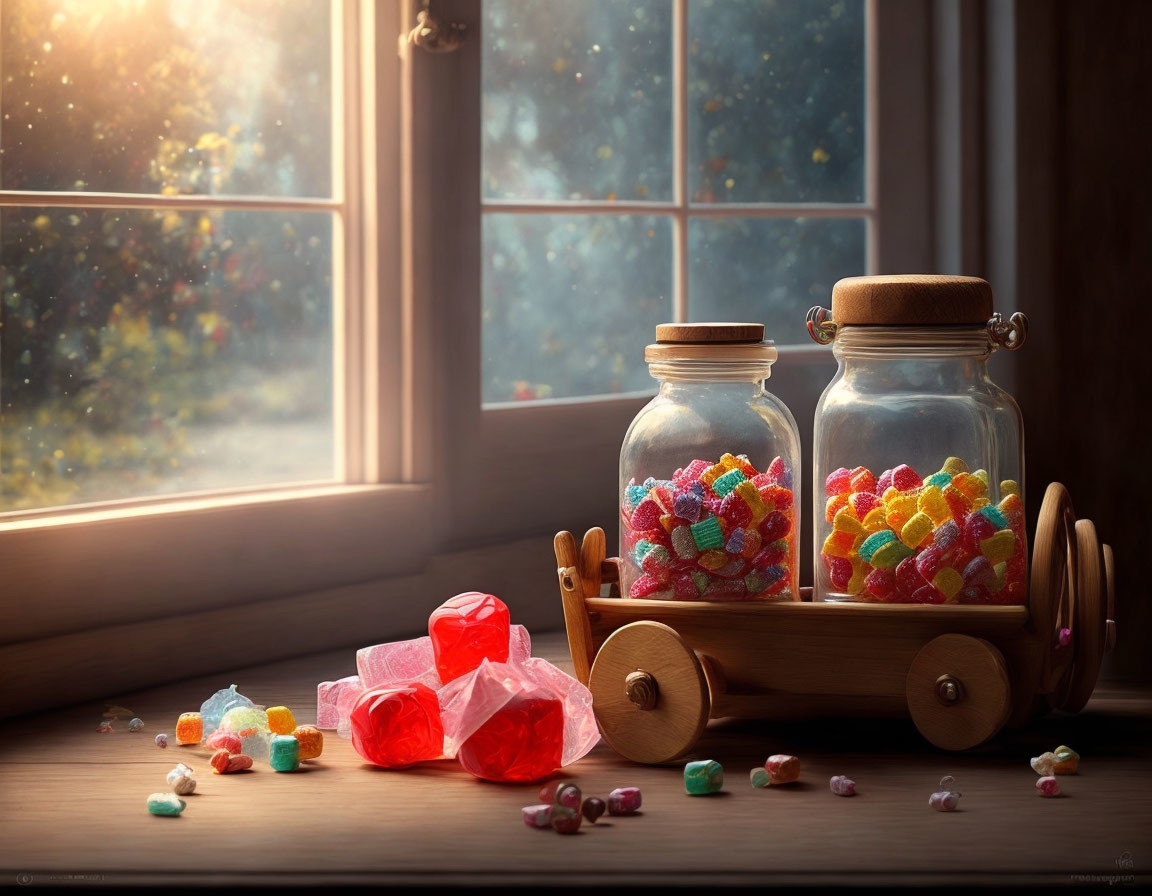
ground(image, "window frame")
xmin=0 ymin=0 xmax=431 ymax=645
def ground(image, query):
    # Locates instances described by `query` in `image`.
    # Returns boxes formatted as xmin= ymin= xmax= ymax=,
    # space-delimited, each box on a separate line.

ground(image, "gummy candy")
xmin=623 ymin=454 xmax=797 ymax=601
xmin=819 ymin=457 xmax=1026 ymax=603
xmin=522 ymin=805 xmax=553 ymax=829
xmin=456 ymin=688 xmax=564 ymax=783
xmin=829 ymin=775 xmax=857 ymax=796
xmin=210 ymin=749 xmax=253 ymax=774
xmin=199 ymin=685 xmax=255 ymax=738
xmin=750 ymin=767 xmax=771 ymax=788
xmin=175 ymin=712 xmax=202 ymax=746
xmin=765 ymin=754 xmax=800 ymax=785
xmin=1036 ymin=776 xmax=1061 ymax=797
xmin=293 ymin=725 xmax=324 ymax=760
xmin=608 ymin=787 xmax=642 ymax=815
xmin=204 ymin=730 xmax=243 ymax=754
xmin=269 ymin=735 xmax=300 ymax=772
xmin=684 ymin=759 xmax=724 ymax=794
xmin=582 ymin=797 xmax=606 ymax=823
xmin=266 ymin=706 xmax=296 ymax=735
xmin=350 ymin=684 xmax=444 ymax=768
xmin=146 ymin=793 xmax=186 ymax=817
xmin=429 ymin=592 xmax=511 ymax=684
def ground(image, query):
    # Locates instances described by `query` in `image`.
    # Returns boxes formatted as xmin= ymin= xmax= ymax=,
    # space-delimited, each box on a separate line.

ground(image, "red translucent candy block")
xmin=759 ymin=510 xmax=791 ymax=543
xmin=963 ymin=556 xmax=996 ymax=589
xmin=896 ymin=556 xmax=928 ymax=595
xmin=876 ymin=468 xmax=895 ymax=494
xmin=825 ymin=555 xmax=852 ymax=590
xmin=849 ymin=466 xmax=877 ymax=494
xmin=850 ymin=491 xmax=880 ymax=517
xmin=962 ymin=512 xmax=997 ymax=555
xmin=933 ymin=520 xmax=962 ymax=555
xmin=456 ymin=693 xmax=565 ymax=783
xmin=915 ymin=545 xmax=944 ymax=580
xmin=672 ymin=573 xmax=699 ymax=600
xmin=350 ymin=683 xmax=444 ymax=768
xmin=675 ymin=459 xmax=711 ymax=484
xmin=761 ymin=485 xmax=793 ymax=512
xmin=629 ymin=574 xmax=666 ymax=598
xmin=719 ymin=492 xmax=753 ymax=528
xmin=912 ymin=583 xmax=945 ymax=604
xmin=891 ymin=464 xmax=923 ymax=492
xmin=864 ymin=567 xmax=896 ymax=599
xmin=753 ymin=540 xmax=787 ymax=569
xmin=825 ymin=467 xmax=852 ymax=496
xmin=429 ymin=592 xmax=511 ymax=684
xmin=640 ymin=549 xmax=671 ymax=582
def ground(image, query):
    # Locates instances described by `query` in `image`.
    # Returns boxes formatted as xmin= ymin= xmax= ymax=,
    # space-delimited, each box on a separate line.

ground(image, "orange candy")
xmin=175 ymin=712 xmax=202 ymax=746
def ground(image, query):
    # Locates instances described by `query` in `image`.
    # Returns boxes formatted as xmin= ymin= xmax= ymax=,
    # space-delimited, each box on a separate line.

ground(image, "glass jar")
xmin=808 ymin=275 xmax=1029 ymax=604
xmin=619 ymin=323 xmax=802 ymax=602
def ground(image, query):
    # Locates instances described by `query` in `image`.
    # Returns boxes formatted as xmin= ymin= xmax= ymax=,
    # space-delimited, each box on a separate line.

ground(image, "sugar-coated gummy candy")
xmin=429 ymin=592 xmax=511 ymax=685
xmin=582 ymin=797 xmax=606 ymax=823
xmin=750 ymin=767 xmax=771 ymax=788
xmin=690 ymin=516 xmax=724 ymax=551
xmin=1036 ymin=776 xmax=1061 ymax=797
xmin=146 ymin=793 xmax=186 ymax=817
xmin=684 ymin=759 xmax=724 ymax=795
xmin=269 ymin=734 xmax=300 ymax=772
xmin=155 ymin=733 xmax=168 ymax=749
xmin=350 ymin=683 xmax=444 ymax=768
xmin=1053 ymin=745 xmax=1080 ymax=774
xmin=929 ymin=790 xmax=961 ymax=811
xmin=166 ymin=764 xmax=196 ymax=795
xmin=204 ymin=730 xmax=243 ymax=754
xmin=209 ymin=749 xmax=253 ymax=774
xmin=891 ymin=465 xmax=923 ymax=491
xmin=175 ymin=712 xmax=203 ymax=745
xmin=607 ymin=786 xmax=642 ymax=816
xmin=826 ymin=467 xmax=852 ymax=496
xmin=266 ymin=706 xmax=297 ymax=735
xmin=765 ymin=754 xmax=800 ymax=785
xmin=522 ymin=804 xmax=552 ymax=829
xmin=293 ymin=725 xmax=324 ymax=760
xmin=829 ymin=775 xmax=856 ymax=796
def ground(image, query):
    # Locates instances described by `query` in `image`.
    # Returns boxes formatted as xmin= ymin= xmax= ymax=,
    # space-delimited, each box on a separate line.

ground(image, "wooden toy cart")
xmin=554 ymin=482 xmax=1116 ymax=763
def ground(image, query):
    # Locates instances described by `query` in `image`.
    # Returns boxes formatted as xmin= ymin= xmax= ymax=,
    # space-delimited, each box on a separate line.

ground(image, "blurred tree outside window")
xmin=481 ymin=0 xmax=868 ymax=404
xmin=0 ymin=0 xmax=336 ymax=511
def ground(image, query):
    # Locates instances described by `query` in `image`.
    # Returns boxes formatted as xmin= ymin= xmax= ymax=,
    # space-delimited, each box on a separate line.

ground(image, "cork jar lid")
xmin=831 ymin=275 xmax=994 ymax=326
xmin=645 ymin=323 xmax=777 ymax=363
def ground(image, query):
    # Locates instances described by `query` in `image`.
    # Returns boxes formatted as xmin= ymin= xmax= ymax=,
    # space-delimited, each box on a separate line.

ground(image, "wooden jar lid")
xmin=646 ymin=322 xmax=777 ymax=363
xmin=831 ymin=275 xmax=993 ymax=325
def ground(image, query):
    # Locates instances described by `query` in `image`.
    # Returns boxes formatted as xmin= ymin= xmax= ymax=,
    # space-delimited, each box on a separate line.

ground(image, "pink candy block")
xmin=508 ymin=624 xmax=532 ymax=667
xmin=357 ymin=637 xmax=441 ymax=691
xmin=316 ymin=675 xmax=363 ymax=730
xmin=336 ymin=680 xmax=367 ymax=740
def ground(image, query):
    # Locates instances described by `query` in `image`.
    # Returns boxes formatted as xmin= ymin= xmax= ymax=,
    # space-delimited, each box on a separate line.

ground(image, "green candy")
xmin=711 ymin=469 xmax=747 ymax=497
xmin=858 ymin=529 xmax=897 ymax=563
xmin=925 ymin=471 xmax=952 ymax=489
xmin=269 ymin=734 xmax=300 ymax=772
xmin=684 ymin=759 xmax=724 ymax=795
xmin=869 ymin=539 xmax=915 ymax=569
xmin=690 ymin=517 xmax=724 ymax=551
xmin=146 ymin=793 xmax=186 ymax=817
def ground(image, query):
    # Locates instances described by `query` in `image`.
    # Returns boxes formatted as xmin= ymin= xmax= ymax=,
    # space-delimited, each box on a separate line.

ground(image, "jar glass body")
xmin=812 ymin=327 xmax=1026 ymax=603
xmin=620 ymin=363 xmax=802 ymax=601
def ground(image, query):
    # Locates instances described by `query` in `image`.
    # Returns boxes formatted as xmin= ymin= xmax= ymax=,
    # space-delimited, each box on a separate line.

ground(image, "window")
xmin=480 ymin=0 xmax=870 ymax=405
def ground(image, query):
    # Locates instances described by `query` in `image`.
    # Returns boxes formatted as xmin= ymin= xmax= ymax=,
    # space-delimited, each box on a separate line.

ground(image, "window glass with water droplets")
xmin=0 ymin=1 xmax=335 ymax=511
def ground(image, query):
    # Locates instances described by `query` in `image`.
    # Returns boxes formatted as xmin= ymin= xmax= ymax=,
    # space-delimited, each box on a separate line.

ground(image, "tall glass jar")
xmin=808 ymin=275 xmax=1029 ymax=604
xmin=619 ymin=323 xmax=802 ymax=602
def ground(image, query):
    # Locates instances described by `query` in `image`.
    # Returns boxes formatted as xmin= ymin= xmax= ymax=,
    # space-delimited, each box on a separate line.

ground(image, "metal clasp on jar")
xmin=806 ymin=306 xmax=838 ymax=345
xmin=987 ymin=312 xmax=1029 ymax=350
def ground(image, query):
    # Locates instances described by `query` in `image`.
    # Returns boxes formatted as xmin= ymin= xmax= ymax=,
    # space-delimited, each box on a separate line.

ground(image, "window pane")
xmin=689 ymin=217 xmax=866 ymax=343
xmin=0 ymin=0 xmax=331 ymax=197
xmin=688 ymin=0 xmax=865 ymax=203
xmin=1 ymin=207 xmax=334 ymax=511
xmin=482 ymin=1 xmax=673 ymax=202
xmin=483 ymin=215 xmax=672 ymax=403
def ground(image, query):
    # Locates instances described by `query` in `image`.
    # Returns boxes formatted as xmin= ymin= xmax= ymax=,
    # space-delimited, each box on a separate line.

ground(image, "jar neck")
xmin=648 ymin=358 xmax=774 ymax=385
xmin=833 ymin=325 xmax=996 ymax=360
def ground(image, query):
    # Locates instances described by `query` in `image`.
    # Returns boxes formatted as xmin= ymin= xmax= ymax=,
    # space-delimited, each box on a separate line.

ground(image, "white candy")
xmin=166 ymin=763 xmax=196 ymax=795
xmin=1031 ymin=752 xmax=1057 ymax=776
xmin=929 ymin=790 xmax=961 ymax=811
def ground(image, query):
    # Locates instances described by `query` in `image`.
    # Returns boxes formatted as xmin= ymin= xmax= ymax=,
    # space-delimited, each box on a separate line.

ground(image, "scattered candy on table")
xmin=204 ymin=730 xmax=243 ymax=754
xmin=829 ymin=775 xmax=857 ymax=796
xmin=128 ymin=718 xmax=144 ymax=732
xmin=608 ymin=787 xmax=642 ymax=816
xmin=750 ymin=767 xmax=770 ymax=788
xmin=96 ymin=720 xmax=112 ymax=734
xmin=684 ymin=759 xmax=724 ymax=795
xmin=146 ymin=793 xmax=186 ymax=817
xmin=219 ymin=706 xmax=272 ymax=759
xmin=540 ymin=781 xmax=581 ymax=810
xmin=154 ymin=733 xmax=168 ymax=749
xmin=582 ymin=798 xmax=606 ymax=824
xmin=266 ymin=706 xmax=297 ymax=736
xmin=175 ymin=712 xmax=202 ymax=746
xmin=820 ymin=457 xmax=1027 ymax=603
xmin=1036 ymin=776 xmax=1062 ymax=797
xmin=166 ymin=763 xmax=196 ymax=795
xmin=200 ymin=685 xmax=256 ymax=737
xmin=350 ymin=684 xmax=445 ymax=769
xmin=293 ymin=725 xmax=324 ymax=761
xmin=765 ymin=754 xmax=800 ymax=785
xmin=209 ymin=749 xmax=253 ymax=775
xmin=551 ymin=805 xmax=582 ymax=835
xmin=938 ymin=775 xmax=955 ymax=789
xmin=622 ymin=454 xmax=797 ymax=601
xmin=522 ymin=805 xmax=553 ymax=829
xmin=929 ymin=791 xmax=961 ymax=811
xmin=1053 ymin=745 xmax=1080 ymax=774
xmin=1030 ymin=752 xmax=1057 ymax=776
xmin=269 ymin=735 xmax=300 ymax=772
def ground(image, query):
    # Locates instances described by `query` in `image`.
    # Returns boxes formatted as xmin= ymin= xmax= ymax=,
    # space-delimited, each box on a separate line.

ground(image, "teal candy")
xmin=711 ymin=469 xmax=747 ymax=497
xmin=925 ymin=471 xmax=952 ymax=489
xmin=634 ymin=540 xmax=656 ymax=564
xmin=685 ymin=759 xmax=724 ymax=795
xmin=690 ymin=517 xmax=724 ymax=550
xmin=858 ymin=529 xmax=897 ymax=563
xmin=269 ymin=735 xmax=300 ymax=772
xmin=146 ymin=793 xmax=186 ymax=816
xmin=625 ymin=484 xmax=648 ymax=511
xmin=977 ymin=505 xmax=1008 ymax=529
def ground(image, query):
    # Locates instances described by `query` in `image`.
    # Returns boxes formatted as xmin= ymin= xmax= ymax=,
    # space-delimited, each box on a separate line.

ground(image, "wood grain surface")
xmin=0 ymin=633 xmax=1149 ymax=887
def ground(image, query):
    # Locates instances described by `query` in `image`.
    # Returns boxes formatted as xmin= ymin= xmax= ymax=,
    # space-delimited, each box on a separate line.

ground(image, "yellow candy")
xmin=734 ymin=480 xmax=767 ymax=525
xmin=993 ymin=561 xmax=1007 ymax=591
xmin=701 ymin=463 xmax=726 ymax=486
xmin=861 ymin=507 xmax=888 ymax=533
xmin=980 ymin=529 xmax=1016 ymax=564
xmin=933 ymin=567 xmax=964 ymax=601
xmin=720 ymin=453 xmax=755 ymax=476
xmin=870 ymin=539 xmax=914 ymax=569
xmin=266 ymin=706 xmax=297 ymax=735
xmin=887 ymin=495 xmax=918 ymax=531
xmin=942 ymin=483 xmax=971 ymax=519
xmin=881 ymin=486 xmax=902 ymax=506
xmin=917 ymin=485 xmax=951 ymax=525
xmin=1000 ymin=479 xmax=1020 ymax=497
xmin=999 ymin=493 xmax=1024 ymax=517
xmin=941 ymin=456 xmax=969 ymax=475
xmin=822 ymin=530 xmax=858 ymax=559
xmin=955 ymin=471 xmax=987 ymax=499
xmin=833 ymin=506 xmax=866 ymax=536
xmin=825 ymin=493 xmax=850 ymax=523
xmin=1053 ymin=745 xmax=1079 ymax=774
xmin=972 ymin=497 xmax=991 ymax=508
xmin=698 ymin=549 xmax=727 ymax=570
xmin=899 ymin=512 xmax=935 ymax=549
xmin=660 ymin=514 xmax=676 ymax=533
xmin=846 ymin=558 xmax=869 ymax=594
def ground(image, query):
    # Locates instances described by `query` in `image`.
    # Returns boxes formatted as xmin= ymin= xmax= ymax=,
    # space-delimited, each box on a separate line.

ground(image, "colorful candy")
xmin=266 ymin=706 xmax=297 ymax=735
xmin=1053 ymin=745 xmax=1080 ymax=774
xmin=146 ymin=793 xmax=186 ymax=817
xmin=550 ymin=806 xmax=582 ymax=835
xmin=175 ymin=712 xmax=203 ymax=745
xmin=209 ymin=749 xmax=253 ymax=774
xmin=607 ymin=786 xmax=642 ymax=816
xmin=1036 ymin=776 xmax=1061 ymax=797
xmin=582 ymin=797 xmax=606 ymax=824
xmin=684 ymin=759 xmax=724 ymax=795
xmin=622 ymin=454 xmax=797 ymax=600
xmin=820 ymin=457 xmax=1026 ymax=603
xmin=269 ymin=735 xmax=300 ymax=772
xmin=764 ymin=754 xmax=800 ymax=785
xmin=350 ymin=684 xmax=444 ymax=769
xmin=204 ymin=730 xmax=243 ymax=754
xmin=293 ymin=725 xmax=324 ymax=761
xmin=428 ymin=592 xmax=511 ymax=684
xmin=750 ymin=767 xmax=771 ymax=788
xmin=155 ymin=733 xmax=168 ymax=749
xmin=128 ymin=718 xmax=144 ymax=732
xmin=929 ymin=790 xmax=961 ymax=811
xmin=166 ymin=763 xmax=196 ymax=795
xmin=522 ymin=804 xmax=553 ymax=829
xmin=829 ymin=775 xmax=857 ymax=796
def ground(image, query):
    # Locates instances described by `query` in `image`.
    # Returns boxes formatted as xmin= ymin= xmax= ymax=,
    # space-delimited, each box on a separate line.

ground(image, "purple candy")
xmin=673 ymin=491 xmax=703 ymax=522
xmin=607 ymin=786 xmax=642 ymax=816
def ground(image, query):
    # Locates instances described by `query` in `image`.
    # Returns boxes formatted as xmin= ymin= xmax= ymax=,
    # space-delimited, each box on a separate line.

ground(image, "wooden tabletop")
xmin=1 ymin=633 xmax=1149 ymax=887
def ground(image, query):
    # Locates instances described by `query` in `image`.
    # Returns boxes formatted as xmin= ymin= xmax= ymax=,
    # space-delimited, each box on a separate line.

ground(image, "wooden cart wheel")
xmin=906 ymin=634 xmax=1012 ymax=750
xmin=1030 ymin=482 xmax=1076 ymax=679
xmin=1057 ymin=519 xmax=1108 ymax=714
xmin=588 ymin=620 xmax=710 ymax=764
xmin=1104 ymin=543 xmax=1117 ymax=652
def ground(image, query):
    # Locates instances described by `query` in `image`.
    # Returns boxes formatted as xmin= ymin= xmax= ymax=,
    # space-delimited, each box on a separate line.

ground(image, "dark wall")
xmin=1017 ymin=0 xmax=1152 ymax=681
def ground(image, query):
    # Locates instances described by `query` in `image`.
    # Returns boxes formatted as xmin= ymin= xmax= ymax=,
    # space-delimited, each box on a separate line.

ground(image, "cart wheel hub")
xmin=625 ymin=671 xmax=658 ymax=711
xmin=935 ymin=675 xmax=964 ymax=705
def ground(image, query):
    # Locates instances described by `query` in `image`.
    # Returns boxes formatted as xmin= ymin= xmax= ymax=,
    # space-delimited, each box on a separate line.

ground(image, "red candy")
xmin=850 ymin=491 xmax=880 ymax=517
xmin=962 ymin=512 xmax=997 ymax=555
xmin=864 ymin=566 xmax=896 ymax=599
xmin=876 ymin=468 xmax=895 ymax=494
xmin=896 ymin=556 xmax=927 ymax=595
xmin=765 ymin=456 xmax=789 ymax=486
xmin=456 ymin=693 xmax=564 ymax=783
xmin=849 ymin=466 xmax=876 ymax=494
xmin=429 ymin=592 xmax=511 ymax=684
xmin=759 ymin=511 xmax=791 ymax=543
xmin=891 ymin=464 xmax=923 ymax=491
xmin=825 ymin=467 xmax=852 ymax=496
xmin=350 ymin=683 xmax=445 ymax=768
xmin=630 ymin=498 xmax=664 ymax=531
